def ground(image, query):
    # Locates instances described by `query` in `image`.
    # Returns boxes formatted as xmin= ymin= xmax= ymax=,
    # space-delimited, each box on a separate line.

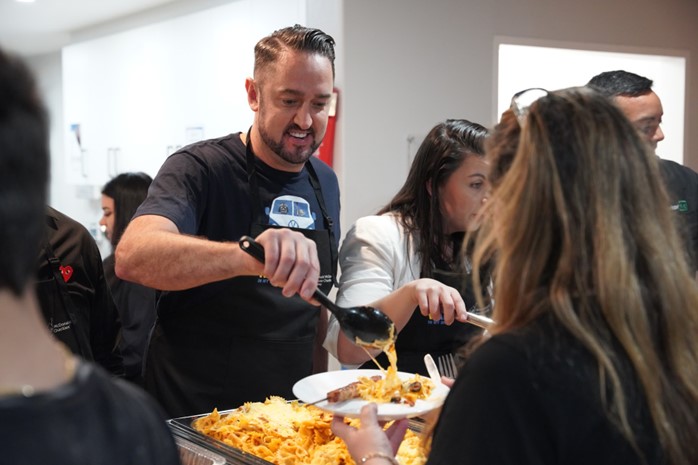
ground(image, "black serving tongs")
xmin=238 ymin=236 xmax=396 ymax=349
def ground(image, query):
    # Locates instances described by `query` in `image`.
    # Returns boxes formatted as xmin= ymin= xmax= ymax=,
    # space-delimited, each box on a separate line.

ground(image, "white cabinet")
xmin=62 ymin=0 xmax=306 ymax=187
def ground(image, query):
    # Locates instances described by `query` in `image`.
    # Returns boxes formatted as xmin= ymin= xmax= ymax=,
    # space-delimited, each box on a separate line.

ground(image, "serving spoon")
xmin=238 ymin=235 xmax=396 ymax=348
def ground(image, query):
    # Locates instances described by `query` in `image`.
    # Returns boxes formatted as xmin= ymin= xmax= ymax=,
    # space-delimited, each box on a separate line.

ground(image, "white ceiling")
xmin=0 ymin=0 xmax=179 ymax=56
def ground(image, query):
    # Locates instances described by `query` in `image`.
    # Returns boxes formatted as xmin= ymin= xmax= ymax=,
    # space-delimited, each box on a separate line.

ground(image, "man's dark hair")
xmin=102 ymin=172 xmax=153 ymax=248
xmin=0 ymin=47 xmax=49 ymax=295
xmin=254 ymin=24 xmax=336 ymax=78
xmin=587 ymin=70 xmax=653 ymax=98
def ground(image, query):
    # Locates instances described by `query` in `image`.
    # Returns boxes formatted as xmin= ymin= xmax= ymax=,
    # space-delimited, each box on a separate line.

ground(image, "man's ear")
xmin=245 ymin=77 xmax=260 ymax=111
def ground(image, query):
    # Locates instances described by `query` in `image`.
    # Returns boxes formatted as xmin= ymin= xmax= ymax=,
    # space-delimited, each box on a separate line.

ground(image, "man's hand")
xmin=252 ymin=229 xmax=321 ymax=301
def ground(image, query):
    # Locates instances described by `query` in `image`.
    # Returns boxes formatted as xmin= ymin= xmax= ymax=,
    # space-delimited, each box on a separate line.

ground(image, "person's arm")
xmin=331 ymin=216 xmax=467 ymax=364
xmin=115 ymin=215 xmax=320 ymax=301
xmin=335 ymin=278 xmax=468 ymax=364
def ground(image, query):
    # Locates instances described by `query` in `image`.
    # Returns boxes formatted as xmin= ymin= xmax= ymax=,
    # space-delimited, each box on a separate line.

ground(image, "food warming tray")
xmin=167 ymin=407 xmax=427 ymax=465
xmin=168 ymin=409 xmax=275 ymax=465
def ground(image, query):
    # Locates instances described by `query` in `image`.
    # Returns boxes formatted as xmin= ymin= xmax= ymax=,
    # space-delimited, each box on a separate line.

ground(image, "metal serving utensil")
xmin=465 ymin=311 xmax=494 ymax=330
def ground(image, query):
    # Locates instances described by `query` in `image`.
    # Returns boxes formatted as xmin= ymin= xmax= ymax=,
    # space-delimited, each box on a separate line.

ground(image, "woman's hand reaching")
xmin=331 ymin=403 xmax=408 ymax=465
xmin=409 ymin=278 xmax=467 ymax=324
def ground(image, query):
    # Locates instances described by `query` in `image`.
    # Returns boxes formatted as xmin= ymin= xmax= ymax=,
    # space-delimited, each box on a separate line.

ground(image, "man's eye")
xmin=313 ymin=101 xmax=328 ymax=110
xmin=282 ymin=99 xmax=298 ymax=106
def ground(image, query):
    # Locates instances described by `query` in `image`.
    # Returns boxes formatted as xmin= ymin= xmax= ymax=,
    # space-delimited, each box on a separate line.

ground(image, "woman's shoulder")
xmin=465 ymin=316 xmax=592 ymax=388
xmin=350 ymin=212 xmax=406 ymax=236
xmin=342 ymin=213 xmax=411 ymax=254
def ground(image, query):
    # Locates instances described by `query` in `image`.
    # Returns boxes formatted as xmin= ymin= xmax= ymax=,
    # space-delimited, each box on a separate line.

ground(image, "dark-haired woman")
xmin=100 ymin=172 xmax=155 ymax=385
xmin=324 ymin=119 xmax=492 ymax=375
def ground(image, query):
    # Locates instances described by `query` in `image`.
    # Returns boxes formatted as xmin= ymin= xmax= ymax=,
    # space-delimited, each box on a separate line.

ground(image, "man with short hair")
xmin=116 ymin=25 xmax=341 ymax=417
xmin=588 ymin=70 xmax=698 ymax=274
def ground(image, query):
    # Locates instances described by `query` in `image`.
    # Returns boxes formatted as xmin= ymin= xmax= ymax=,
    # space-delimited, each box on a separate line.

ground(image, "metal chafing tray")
xmin=168 ymin=409 xmax=275 ymax=465
xmin=176 ymin=436 xmax=227 ymax=465
xmin=167 ymin=408 xmax=428 ymax=465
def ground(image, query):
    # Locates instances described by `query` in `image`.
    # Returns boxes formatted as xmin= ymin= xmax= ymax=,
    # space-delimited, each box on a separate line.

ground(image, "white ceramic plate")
xmin=292 ymin=369 xmax=449 ymax=420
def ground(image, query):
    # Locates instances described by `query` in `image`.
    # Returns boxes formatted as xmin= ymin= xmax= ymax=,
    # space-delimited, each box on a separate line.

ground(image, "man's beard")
xmin=258 ymin=123 xmax=321 ymax=166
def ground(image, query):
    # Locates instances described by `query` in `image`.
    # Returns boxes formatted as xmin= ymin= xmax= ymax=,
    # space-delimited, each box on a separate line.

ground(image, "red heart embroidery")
xmin=59 ymin=265 xmax=73 ymax=283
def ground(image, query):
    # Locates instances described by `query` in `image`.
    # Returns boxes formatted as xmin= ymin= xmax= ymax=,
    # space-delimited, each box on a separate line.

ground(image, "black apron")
xmin=36 ymin=240 xmax=91 ymax=359
xmin=145 ymin=134 xmax=338 ymax=418
xmin=360 ymin=260 xmax=483 ymax=376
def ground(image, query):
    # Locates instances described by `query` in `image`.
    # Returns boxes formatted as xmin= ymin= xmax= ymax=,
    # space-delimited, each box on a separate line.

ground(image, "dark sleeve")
xmin=135 ymin=151 xmax=210 ymax=235
xmin=80 ymin=231 xmax=125 ymax=377
xmin=427 ymin=338 xmax=555 ymax=465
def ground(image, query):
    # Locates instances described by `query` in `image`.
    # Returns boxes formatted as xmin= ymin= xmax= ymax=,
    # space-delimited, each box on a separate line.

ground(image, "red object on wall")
xmin=316 ymin=88 xmax=339 ymax=167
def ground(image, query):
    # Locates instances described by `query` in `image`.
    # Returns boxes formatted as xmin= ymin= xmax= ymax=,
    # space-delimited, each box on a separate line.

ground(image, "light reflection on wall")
xmin=497 ymin=42 xmax=686 ymax=164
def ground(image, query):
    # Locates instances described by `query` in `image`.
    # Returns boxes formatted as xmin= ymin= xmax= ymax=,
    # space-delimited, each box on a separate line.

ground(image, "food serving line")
xmin=170 ymin=237 xmax=494 ymax=465
xmin=168 ymin=402 xmax=431 ymax=465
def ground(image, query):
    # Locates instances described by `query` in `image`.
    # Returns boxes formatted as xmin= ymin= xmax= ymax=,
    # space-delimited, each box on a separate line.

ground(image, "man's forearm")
xmin=115 ymin=216 xmax=256 ymax=290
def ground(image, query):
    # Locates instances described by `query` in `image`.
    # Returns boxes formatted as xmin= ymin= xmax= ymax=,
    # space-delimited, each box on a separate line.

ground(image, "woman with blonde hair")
xmin=332 ymin=87 xmax=698 ymax=465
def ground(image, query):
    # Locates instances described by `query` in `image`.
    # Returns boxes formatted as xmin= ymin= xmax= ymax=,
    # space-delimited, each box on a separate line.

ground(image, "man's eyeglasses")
xmin=510 ymin=88 xmax=549 ymax=126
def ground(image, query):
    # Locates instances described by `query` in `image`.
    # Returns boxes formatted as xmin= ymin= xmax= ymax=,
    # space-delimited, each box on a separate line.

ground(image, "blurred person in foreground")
xmin=116 ymin=25 xmax=340 ymax=417
xmin=0 ymin=47 xmax=179 ymax=464
xmin=100 ymin=172 xmax=156 ymax=385
xmin=588 ymin=70 xmax=698 ymax=274
xmin=332 ymin=87 xmax=698 ymax=465
xmin=324 ymin=119 xmax=492 ymax=375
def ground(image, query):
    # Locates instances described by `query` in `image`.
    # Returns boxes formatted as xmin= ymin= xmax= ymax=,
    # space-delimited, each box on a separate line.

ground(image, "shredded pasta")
xmin=353 ymin=342 xmax=433 ymax=405
xmin=193 ymin=396 xmax=427 ymax=465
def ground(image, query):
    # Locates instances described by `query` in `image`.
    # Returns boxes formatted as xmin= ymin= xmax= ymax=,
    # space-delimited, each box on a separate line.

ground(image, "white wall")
xmin=497 ymin=44 xmax=686 ymax=164
xmin=29 ymin=0 xmax=320 ymax=256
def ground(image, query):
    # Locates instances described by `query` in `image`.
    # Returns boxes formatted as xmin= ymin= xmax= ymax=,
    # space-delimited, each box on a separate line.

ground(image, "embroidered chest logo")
xmin=59 ymin=265 xmax=73 ymax=282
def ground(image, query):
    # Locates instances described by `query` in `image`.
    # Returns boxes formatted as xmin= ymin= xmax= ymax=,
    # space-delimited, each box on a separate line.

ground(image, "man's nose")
xmin=294 ymin=104 xmax=313 ymax=129
xmin=653 ymin=125 xmax=665 ymax=143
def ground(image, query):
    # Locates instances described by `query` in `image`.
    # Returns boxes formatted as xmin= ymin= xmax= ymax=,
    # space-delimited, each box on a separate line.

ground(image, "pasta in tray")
xmin=192 ymin=396 xmax=427 ymax=465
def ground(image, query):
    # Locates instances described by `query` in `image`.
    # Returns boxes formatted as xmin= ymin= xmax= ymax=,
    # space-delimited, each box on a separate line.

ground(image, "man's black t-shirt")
xmin=134 ymin=132 xmax=341 ymax=416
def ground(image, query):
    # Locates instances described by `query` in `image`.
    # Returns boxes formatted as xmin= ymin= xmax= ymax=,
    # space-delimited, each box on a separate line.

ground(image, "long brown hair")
xmin=473 ymin=87 xmax=698 ymax=464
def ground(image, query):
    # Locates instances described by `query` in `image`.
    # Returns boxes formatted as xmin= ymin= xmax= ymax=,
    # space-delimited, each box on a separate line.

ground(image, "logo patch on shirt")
xmin=678 ymin=200 xmax=689 ymax=212
xmin=59 ymin=265 xmax=73 ymax=282
xmin=265 ymin=195 xmax=317 ymax=230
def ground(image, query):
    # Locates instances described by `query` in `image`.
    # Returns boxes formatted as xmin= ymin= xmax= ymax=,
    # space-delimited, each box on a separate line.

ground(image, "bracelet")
xmin=360 ymin=452 xmax=400 ymax=465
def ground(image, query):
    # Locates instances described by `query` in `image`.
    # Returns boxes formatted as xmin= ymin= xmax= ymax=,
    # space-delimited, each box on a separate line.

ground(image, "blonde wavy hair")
xmin=472 ymin=87 xmax=698 ymax=464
